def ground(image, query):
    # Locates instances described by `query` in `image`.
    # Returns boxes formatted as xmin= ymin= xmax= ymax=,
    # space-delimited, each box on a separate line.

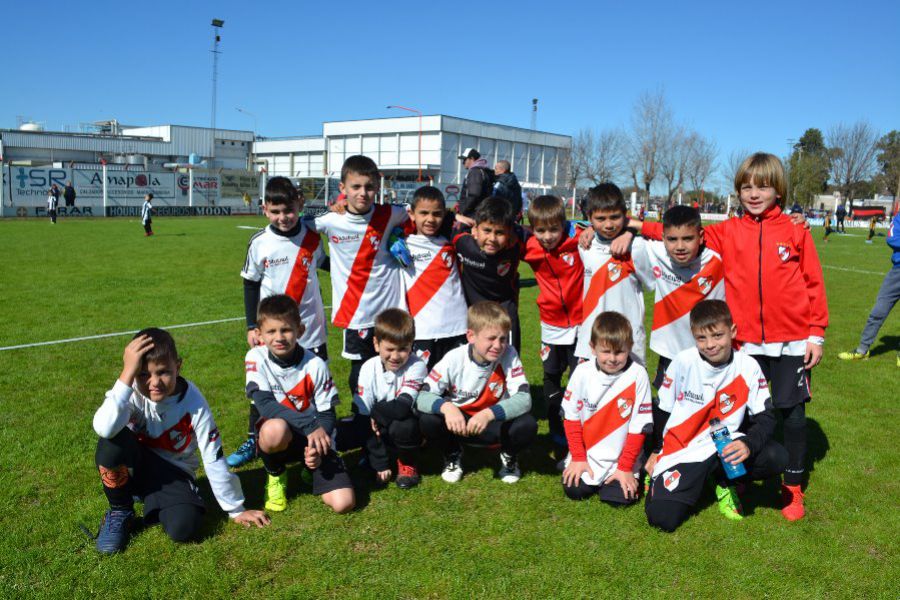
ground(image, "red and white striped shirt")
xmin=633 ymin=242 xmax=725 ymax=360
xmin=401 ymin=234 xmax=468 ymax=340
xmin=308 ymin=205 xmax=408 ymax=329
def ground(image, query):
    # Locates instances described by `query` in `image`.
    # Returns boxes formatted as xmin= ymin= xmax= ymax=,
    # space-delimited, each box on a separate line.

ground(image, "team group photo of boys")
xmin=2 ymin=2 xmax=897 ymax=598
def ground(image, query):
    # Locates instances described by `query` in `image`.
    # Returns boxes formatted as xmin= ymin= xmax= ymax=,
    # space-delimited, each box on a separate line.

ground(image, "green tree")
xmin=788 ymin=128 xmax=830 ymax=206
xmin=874 ymin=130 xmax=900 ymax=197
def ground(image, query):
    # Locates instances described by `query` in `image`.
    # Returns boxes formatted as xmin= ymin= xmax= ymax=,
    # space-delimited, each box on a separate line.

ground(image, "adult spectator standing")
xmin=63 ymin=181 xmax=76 ymax=207
xmin=836 ymin=202 xmax=847 ymax=233
xmin=455 ymin=148 xmax=494 ymax=229
xmin=493 ymin=159 xmax=523 ymax=220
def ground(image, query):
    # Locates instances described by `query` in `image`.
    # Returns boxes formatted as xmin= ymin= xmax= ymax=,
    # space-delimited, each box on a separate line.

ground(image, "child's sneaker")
xmin=264 ymin=472 xmax=288 ymax=512
xmin=226 ymin=436 xmax=257 ymax=468
xmin=715 ymin=484 xmax=744 ymax=521
xmin=781 ymin=484 xmax=805 ymax=521
xmin=837 ymin=350 xmax=869 ymax=361
xmin=395 ymin=458 xmax=421 ymax=490
xmin=95 ymin=508 xmax=135 ymax=554
xmin=498 ymin=452 xmax=521 ymax=484
xmin=441 ymin=450 xmax=463 ymax=483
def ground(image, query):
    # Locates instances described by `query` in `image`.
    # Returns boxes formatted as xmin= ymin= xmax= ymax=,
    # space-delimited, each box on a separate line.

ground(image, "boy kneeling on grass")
xmin=92 ymin=328 xmax=269 ymax=554
xmin=416 ymin=301 xmax=538 ymax=484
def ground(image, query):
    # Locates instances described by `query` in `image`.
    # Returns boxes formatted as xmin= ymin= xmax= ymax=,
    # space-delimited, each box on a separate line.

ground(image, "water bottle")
xmin=709 ymin=418 xmax=747 ymax=479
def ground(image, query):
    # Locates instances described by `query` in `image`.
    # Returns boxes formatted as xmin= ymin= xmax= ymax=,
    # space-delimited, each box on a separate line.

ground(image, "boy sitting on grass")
xmin=92 ymin=328 xmax=269 ymax=554
xmin=417 ymin=301 xmax=537 ymax=484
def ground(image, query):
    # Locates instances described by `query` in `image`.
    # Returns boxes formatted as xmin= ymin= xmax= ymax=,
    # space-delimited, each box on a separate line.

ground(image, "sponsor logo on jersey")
xmin=653 ymin=265 xmax=663 ymax=279
xmin=510 ymin=365 xmax=524 ymax=378
xmin=561 ymin=253 xmax=575 ymax=266
xmin=245 ymin=361 xmax=257 ymax=372
xmin=497 ymin=261 xmax=512 ymax=277
xmin=323 ymin=378 xmax=335 ymax=393
xmin=369 ymin=234 xmax=381 ymax=250
xmin=564 ymin=389 xmax=573 ymax=401
xmin=540 ymin=345 xmax=550 ymax=361
xmin=676 ymin=391 xmax=684 ymax=402
xmin=403 ymin=379 xmax=422 ymax=392
xmin=662 ymin=375 xmax=673 ymax=389
xmin=208 ymin=427 xmax=220 ymax=443
xmin=776 ymin=243 xmax=791 ymax=262
xmin=638 ymin=402 xmax=652 ymax=414
xmin=718 ymin=392 xmax=735 ymax=414
xmin=357 ymin=385 xmax=364 ymax=396
xmin=576 ymin=399 xmax=584 ymax=411
xmin=263 ymin=256 xmax=291 ymax=269
xmin=441 ymin=251 xmax=453 ymax=269
xmin=758 ymin=377 xmax=768 ymax=386
xmin=697 ymin=276 xmax=712 ymax=295
xmin=330 ymin=233 xmax=361 ymax=244
xmin=428 ymin=370 xmax=442 ymax=382
xmin=681 ymin=389 xmax=704 ymax=405
xmin=663 ymin=469 xmax=681 ymax=491
xmin=607 ymin=262 xmax=622 ymax=282
xmin=617 ymin=396 xmax=634 ymax=418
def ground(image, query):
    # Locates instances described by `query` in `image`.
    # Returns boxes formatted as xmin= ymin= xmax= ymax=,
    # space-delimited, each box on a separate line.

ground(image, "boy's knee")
xmin=160 ymin=505 xmax=202 ymax=543
xmin=645 ymin=501 xmax=685 ymax=533
xmin=258 ymin=419 xmax=291 ymax=452
xmin=562 ymin=482 xmax=593 ymax=501
xmin=323 ymin=489 xmax=355 ymax=514
xmin=389 ymin=418 xmax=421 ymax=448
xmin=512 ymin=414 xmax=539 ymax=439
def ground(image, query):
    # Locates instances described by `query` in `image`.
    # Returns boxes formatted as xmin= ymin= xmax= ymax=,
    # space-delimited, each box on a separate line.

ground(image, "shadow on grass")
xmin=869 ymin=335 xmax=900 ymax=358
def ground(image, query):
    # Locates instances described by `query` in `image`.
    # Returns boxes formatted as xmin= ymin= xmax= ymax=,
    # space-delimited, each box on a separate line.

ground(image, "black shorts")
xmin=540 ymin=342 xmax=577 ymax=376
xmin=652 ymin=356 xmax=673 ymax=390
xmin=308 ymin=342 xmax=328 ymax=362
xmin=342 ymin=327 xmax=377 ymax=361
xmin=134 ymin=445 xmax=205 ymax=519
xmin=271 ymin=432 xmax=353 ymax=496
xmin=562 ymin=477 xmax=639 ymax=505
xmin=751 ymin=354 xmax=811 ymax=408
xmin=414 ymin=334 xmax=467 ymax=369
xmin=647 ymin=454 xmax=718 ymax=507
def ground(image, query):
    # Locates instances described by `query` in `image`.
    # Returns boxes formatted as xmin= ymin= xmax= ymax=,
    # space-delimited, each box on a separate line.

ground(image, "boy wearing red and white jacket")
xmin=521 ymin=195 xmax=584 ymax=447
xmin=561 ymin=312 xmax=653 ymax=505
xmin=417 ymin=301 xmax=538 ymax=484
xmin=638 ymin=154 xmax=827 ymax=521
xmin=303 ymin=155 xmax=409 ymax=396
xmin=645 ymin=301 xmax=787 ymax=532
xmin=631 ymin=205 xmax=725 ymax=389
xmin=92 ymin=329 xmax=268 ymax=554
xmin=401 ymin=186 xmax=468 ymax=369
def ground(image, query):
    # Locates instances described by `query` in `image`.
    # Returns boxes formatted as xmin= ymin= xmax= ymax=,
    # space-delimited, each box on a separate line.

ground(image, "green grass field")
xmin=0 ymin=216 xmax=897 ymax=598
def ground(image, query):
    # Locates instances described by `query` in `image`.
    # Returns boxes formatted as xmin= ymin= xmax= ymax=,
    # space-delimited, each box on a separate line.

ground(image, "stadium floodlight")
xmin=211 ymin=18 xmax=224 ymax=27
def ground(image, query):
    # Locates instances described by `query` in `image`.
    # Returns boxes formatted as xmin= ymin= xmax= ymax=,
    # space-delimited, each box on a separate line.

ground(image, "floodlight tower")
xmin=531 ymin=98 xmax=538 ymax=130
xmin=210 ymin=18 xmax=224 ymax=169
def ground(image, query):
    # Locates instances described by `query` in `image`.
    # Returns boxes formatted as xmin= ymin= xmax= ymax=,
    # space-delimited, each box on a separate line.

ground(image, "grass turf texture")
xmin=0 ymin=216 xmax=897 ymax=598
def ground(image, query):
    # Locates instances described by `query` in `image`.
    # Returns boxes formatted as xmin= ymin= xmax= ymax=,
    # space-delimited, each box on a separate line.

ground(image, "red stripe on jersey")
xmin=283 ymin=229 xmax=321 ymax=304
xmin=652 ymin=255 xmax=724 ymax=331
xmin=582 ymin=257 xmax=635 ymax=319
xmin=407 ymin=244 xmax=455 ymax=317
xmin=137 ymin=413 xmax=193 ymax=453
xmin=333 ymin=205 xmax=392 ymax=328
xmin=461 ymin=364 xmax=506 ymax=415
xmin=660 ymin=375 xmax=750 ymax=457
xmin=281 ymin=374 xmax=315 ymax=412
xmin=581 ymin=382 xmax=636 ymax=449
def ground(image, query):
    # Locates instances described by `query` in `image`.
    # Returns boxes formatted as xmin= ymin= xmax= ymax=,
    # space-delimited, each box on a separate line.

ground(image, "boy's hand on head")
xmin=610 ymin=231 xmax=634 ymax=257
xmin=578 ymin=227 xmax=593 ymax=250
xmin=233 ymin=510 xmax=271 ymax=528
xmin=456 ymin=213 xmax=475 ymax=228
xmin=789 ymin=212 xmax=809 ymax=229
xmin=562 ymin=461 xmax=593 ymax=488
xmin=120 ymin=335 xmax=154 ymax=385
xmin=721 ymin=439 xmax=750 ymax=465
xmin=246 ymin=329 xmax=261 ymax=348
xmin=466 ymin=409 xmax=495 ymax=436
xmin=306 ymin=426 xmax=331 ymax=457
xmin=605 ymin=469 xmax=639 ymax=500
xmin=304 ymin=445 xmax=322 ymax=469
xmin=804 ymin=341 xmax=823 ymax=369
xmin=439 ymin=403 xmax=467 ymax=436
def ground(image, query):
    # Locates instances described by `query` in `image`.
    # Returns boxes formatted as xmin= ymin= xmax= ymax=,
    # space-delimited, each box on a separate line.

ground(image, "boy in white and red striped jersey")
xmin=402 ymin=185 xmax=468 ymax=369
xmin=561 ymin=312 xmax=653 ymax=505
xmin=631 ymin=205 xmax=725 ymax=391
xmin=303 ymin=155 xmax=410 ymax=396
xmin=227 ymin=176 xmax=330 ymax=469
xmin=575 ymin=184 xmax=647 ymax=365
xmin=645 ymin=300 xmax=787 ymax=532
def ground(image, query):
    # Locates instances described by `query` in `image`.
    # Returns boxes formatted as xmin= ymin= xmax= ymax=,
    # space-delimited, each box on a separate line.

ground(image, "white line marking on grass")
xmin=236 ymin=225 xmax=263 ymax=230
xmin=823 ymin=265 xmax=886 ymax=276
xmin=0 ymin=306 xmax=334 ymax=352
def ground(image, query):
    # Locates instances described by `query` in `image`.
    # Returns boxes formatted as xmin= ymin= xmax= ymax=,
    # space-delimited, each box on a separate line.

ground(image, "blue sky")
xmin=5 ymin=0 xmax=898 ymax=188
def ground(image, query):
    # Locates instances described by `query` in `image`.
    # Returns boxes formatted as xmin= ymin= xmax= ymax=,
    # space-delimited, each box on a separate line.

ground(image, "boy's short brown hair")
xmin=734 ymin=152 xmax=786 ymax=205
xmin=467 ymin=301 xmax=511 ymax=335
xmin=474 ymin=196 xmax=514 ymax=228
xmin=527 ymin=195 xmax=566 ymax=228
xmin=133 ymin=327 xmax=180 ymax=366
xmin=590 ymin=311 xmax=633 ymax=353
xmin=264 ymin=176 xmax=299 ymax=207
xmin=689 ymin=299 xmax=733 ymax=333
xmin=374 ymin=308 xmax=415 ymax=347
xmin=411 ymin=185 xmax=445 ymax=209
xmin=257 ymin=294 xmax=302 ymax=330
xmin=662 ymin=205 xmax=701 ymax=230
xmin=585 ymin=183 xmax=627 ymax=216
xmin=341 ymin=155 xmax=379 ymax=183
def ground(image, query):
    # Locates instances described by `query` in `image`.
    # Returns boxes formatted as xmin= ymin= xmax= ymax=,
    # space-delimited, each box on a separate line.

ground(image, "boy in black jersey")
xmin=453 ymin=196 xmax=524 ymax=351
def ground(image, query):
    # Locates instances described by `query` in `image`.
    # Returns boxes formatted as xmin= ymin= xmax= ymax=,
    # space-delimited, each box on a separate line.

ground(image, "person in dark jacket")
xmin=493 ymin=160 xmax=523 ymax=220
xmin=63 ymin=181 xmax=77 ymax=207
xmin=455 ymin=148 xmax=494 ymax=229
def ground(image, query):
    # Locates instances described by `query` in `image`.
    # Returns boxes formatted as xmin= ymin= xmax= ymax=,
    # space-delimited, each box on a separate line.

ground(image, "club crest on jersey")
xmin=488 ymin=381 xmax=506 ymax=398
xmin=208 ymin=428 xmax=220 ymax=443
xmin=718 ymin=392 xmax=736 ymax=414
xmin=497 ymin=261 xmax=512 ymax=277
xmin=617 ymin=397 xmax=634 ymax=419
xmin=697 ymin=276 xmax=712 ymax=295
xmin=441 ymin=251 xmax=453 ymax=269
xmin=540 ymin=345 xmax=550 ymax=361
xmin=607 ymin=262 xmax=622 ymax=282
xmin=300 ymin=255 xmax=311 ymax=269
xmin=561 ymin=253 xmax=575 ymax=266
xmin=663 ymin=469 xmax=681 ymax=491
xmin=776 ymin=243 xmax=791 ymax=262
xmin=369 ymin=235 xmax=381 ymax=250
xmin=358 ymin=329 xmax=369 ymax=339
xmin=286 ymin=393 xmax=310 ymax=411
xmin=357 ymin=385 xmax=364 ymax=396
xmin=653 ymin=266 xmax=663 ymax=279
xmin=418 ymin=349 xmax=431 ymax=363
xmin=662 ymin=375 xmax=673 ymax=389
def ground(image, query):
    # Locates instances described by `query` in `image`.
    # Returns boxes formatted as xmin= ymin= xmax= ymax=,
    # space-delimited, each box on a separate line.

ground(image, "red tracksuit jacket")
xmin=522 ymin=233 xmax=583 ymax=329
xmin=643 ymin=206 xmax=828 ymax=344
